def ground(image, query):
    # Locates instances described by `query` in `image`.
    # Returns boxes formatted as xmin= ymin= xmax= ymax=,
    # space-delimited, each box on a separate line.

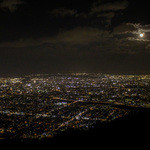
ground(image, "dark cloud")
xmin=97 ymin=12 xmax=115 ymax=25
xmin=50 ymin=8 xmax=77 ymax=17
xmin=0 ymin=0 xmax=24 ymax=12
xmin=90 ymin=0 xmax=128 ymax=25
xmin=0 ymin=27 xmax=112 ymax=47
xmin=52 ymin=27 xmax=112 ymax=45
xmin=50 ymin=0 xmax=128 ymax=26
xmin=146 ymin=44 xmax=150 ymax=49
xmin=0 ymin=38 xmax=47 ymax=48
xmin=50 ymin=8 xmax=88 ymax=19
xmin=90 ymin=0 xmax=128 ymax=13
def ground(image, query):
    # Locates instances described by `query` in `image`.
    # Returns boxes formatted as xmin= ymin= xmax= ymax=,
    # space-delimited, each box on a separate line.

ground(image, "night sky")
xmin=0 ymin=0 xmax=150 ymax=76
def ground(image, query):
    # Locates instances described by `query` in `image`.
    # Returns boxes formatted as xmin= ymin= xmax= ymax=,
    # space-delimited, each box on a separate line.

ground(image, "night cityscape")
xmin=0 ymin=0 xmax=150 ymax=145
xmin=0 ymin=73 xmax=149 ymax=143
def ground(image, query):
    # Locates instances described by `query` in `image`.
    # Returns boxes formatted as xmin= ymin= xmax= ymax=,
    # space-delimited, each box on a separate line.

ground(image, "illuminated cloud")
xmin=113 ymin=23 xmax=137 ymax=34
xmin=113 ymin=23 xmax=150 ymax=43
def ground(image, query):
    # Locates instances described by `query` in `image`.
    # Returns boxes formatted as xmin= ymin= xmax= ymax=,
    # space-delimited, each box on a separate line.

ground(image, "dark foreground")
xmin=0 ymin=108 xmax=149 ymax=145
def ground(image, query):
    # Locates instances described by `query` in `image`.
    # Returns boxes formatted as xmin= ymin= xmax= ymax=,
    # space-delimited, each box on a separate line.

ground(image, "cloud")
xmin=125 ymin=23 xmax=150 ymax=33
xmin=97 ymin=12 xmax=115 ymax=24
xmin=50 ymin=8 xmax=89 ymax=19
xmin=0 ymin=25 xmax=149 ymax=55
xmin=90 ymin=0 xmax=128 ymax=25
xmin=0 ymin=0 xmax=24 ymax=12
xmin=0 ymin=27 xmax=112 ymax=48
xmin=113 ymin=23 xmax=150 ymax=43
xmin=146 ymin=44 xmax=150 ymax=49
xmin=126 ymin=37 xmax=150 ymax=42
xmin=51 ymin=27 xmax=112 ymax=45
xmin=0 ymin=38 xmax=48 ymax=48
xmin=50 ymin=8 xmax=77 ymax=17
xmin=113 ymin=23 xmax=137 ymax=34
xmin=50 ymin=0 xmax=128 ymax=26
xmin=91 ymin=0 xmax=128 ymax=13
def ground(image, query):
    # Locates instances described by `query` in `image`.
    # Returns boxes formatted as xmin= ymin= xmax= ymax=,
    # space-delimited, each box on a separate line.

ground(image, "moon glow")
xmin=139 ymin=33 xmax=144 ymax=38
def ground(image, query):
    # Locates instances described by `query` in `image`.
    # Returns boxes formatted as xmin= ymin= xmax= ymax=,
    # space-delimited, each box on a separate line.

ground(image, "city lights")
xmin=0 ymin=73 xmax=149 ymax=140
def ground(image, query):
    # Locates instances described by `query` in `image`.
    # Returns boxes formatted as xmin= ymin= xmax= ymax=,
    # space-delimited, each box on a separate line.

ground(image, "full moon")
xmin=140 ymin=33 xmax=144 ymax=38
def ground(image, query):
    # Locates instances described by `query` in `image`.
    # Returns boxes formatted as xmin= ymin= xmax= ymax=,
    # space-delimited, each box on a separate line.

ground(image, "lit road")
xmin=54 ymin=106 xmax=95 ymax=131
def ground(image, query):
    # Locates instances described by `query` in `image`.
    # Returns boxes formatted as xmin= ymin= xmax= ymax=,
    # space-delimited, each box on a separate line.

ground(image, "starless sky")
xmin=0 ymin=0 xmax=150 ymax=76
